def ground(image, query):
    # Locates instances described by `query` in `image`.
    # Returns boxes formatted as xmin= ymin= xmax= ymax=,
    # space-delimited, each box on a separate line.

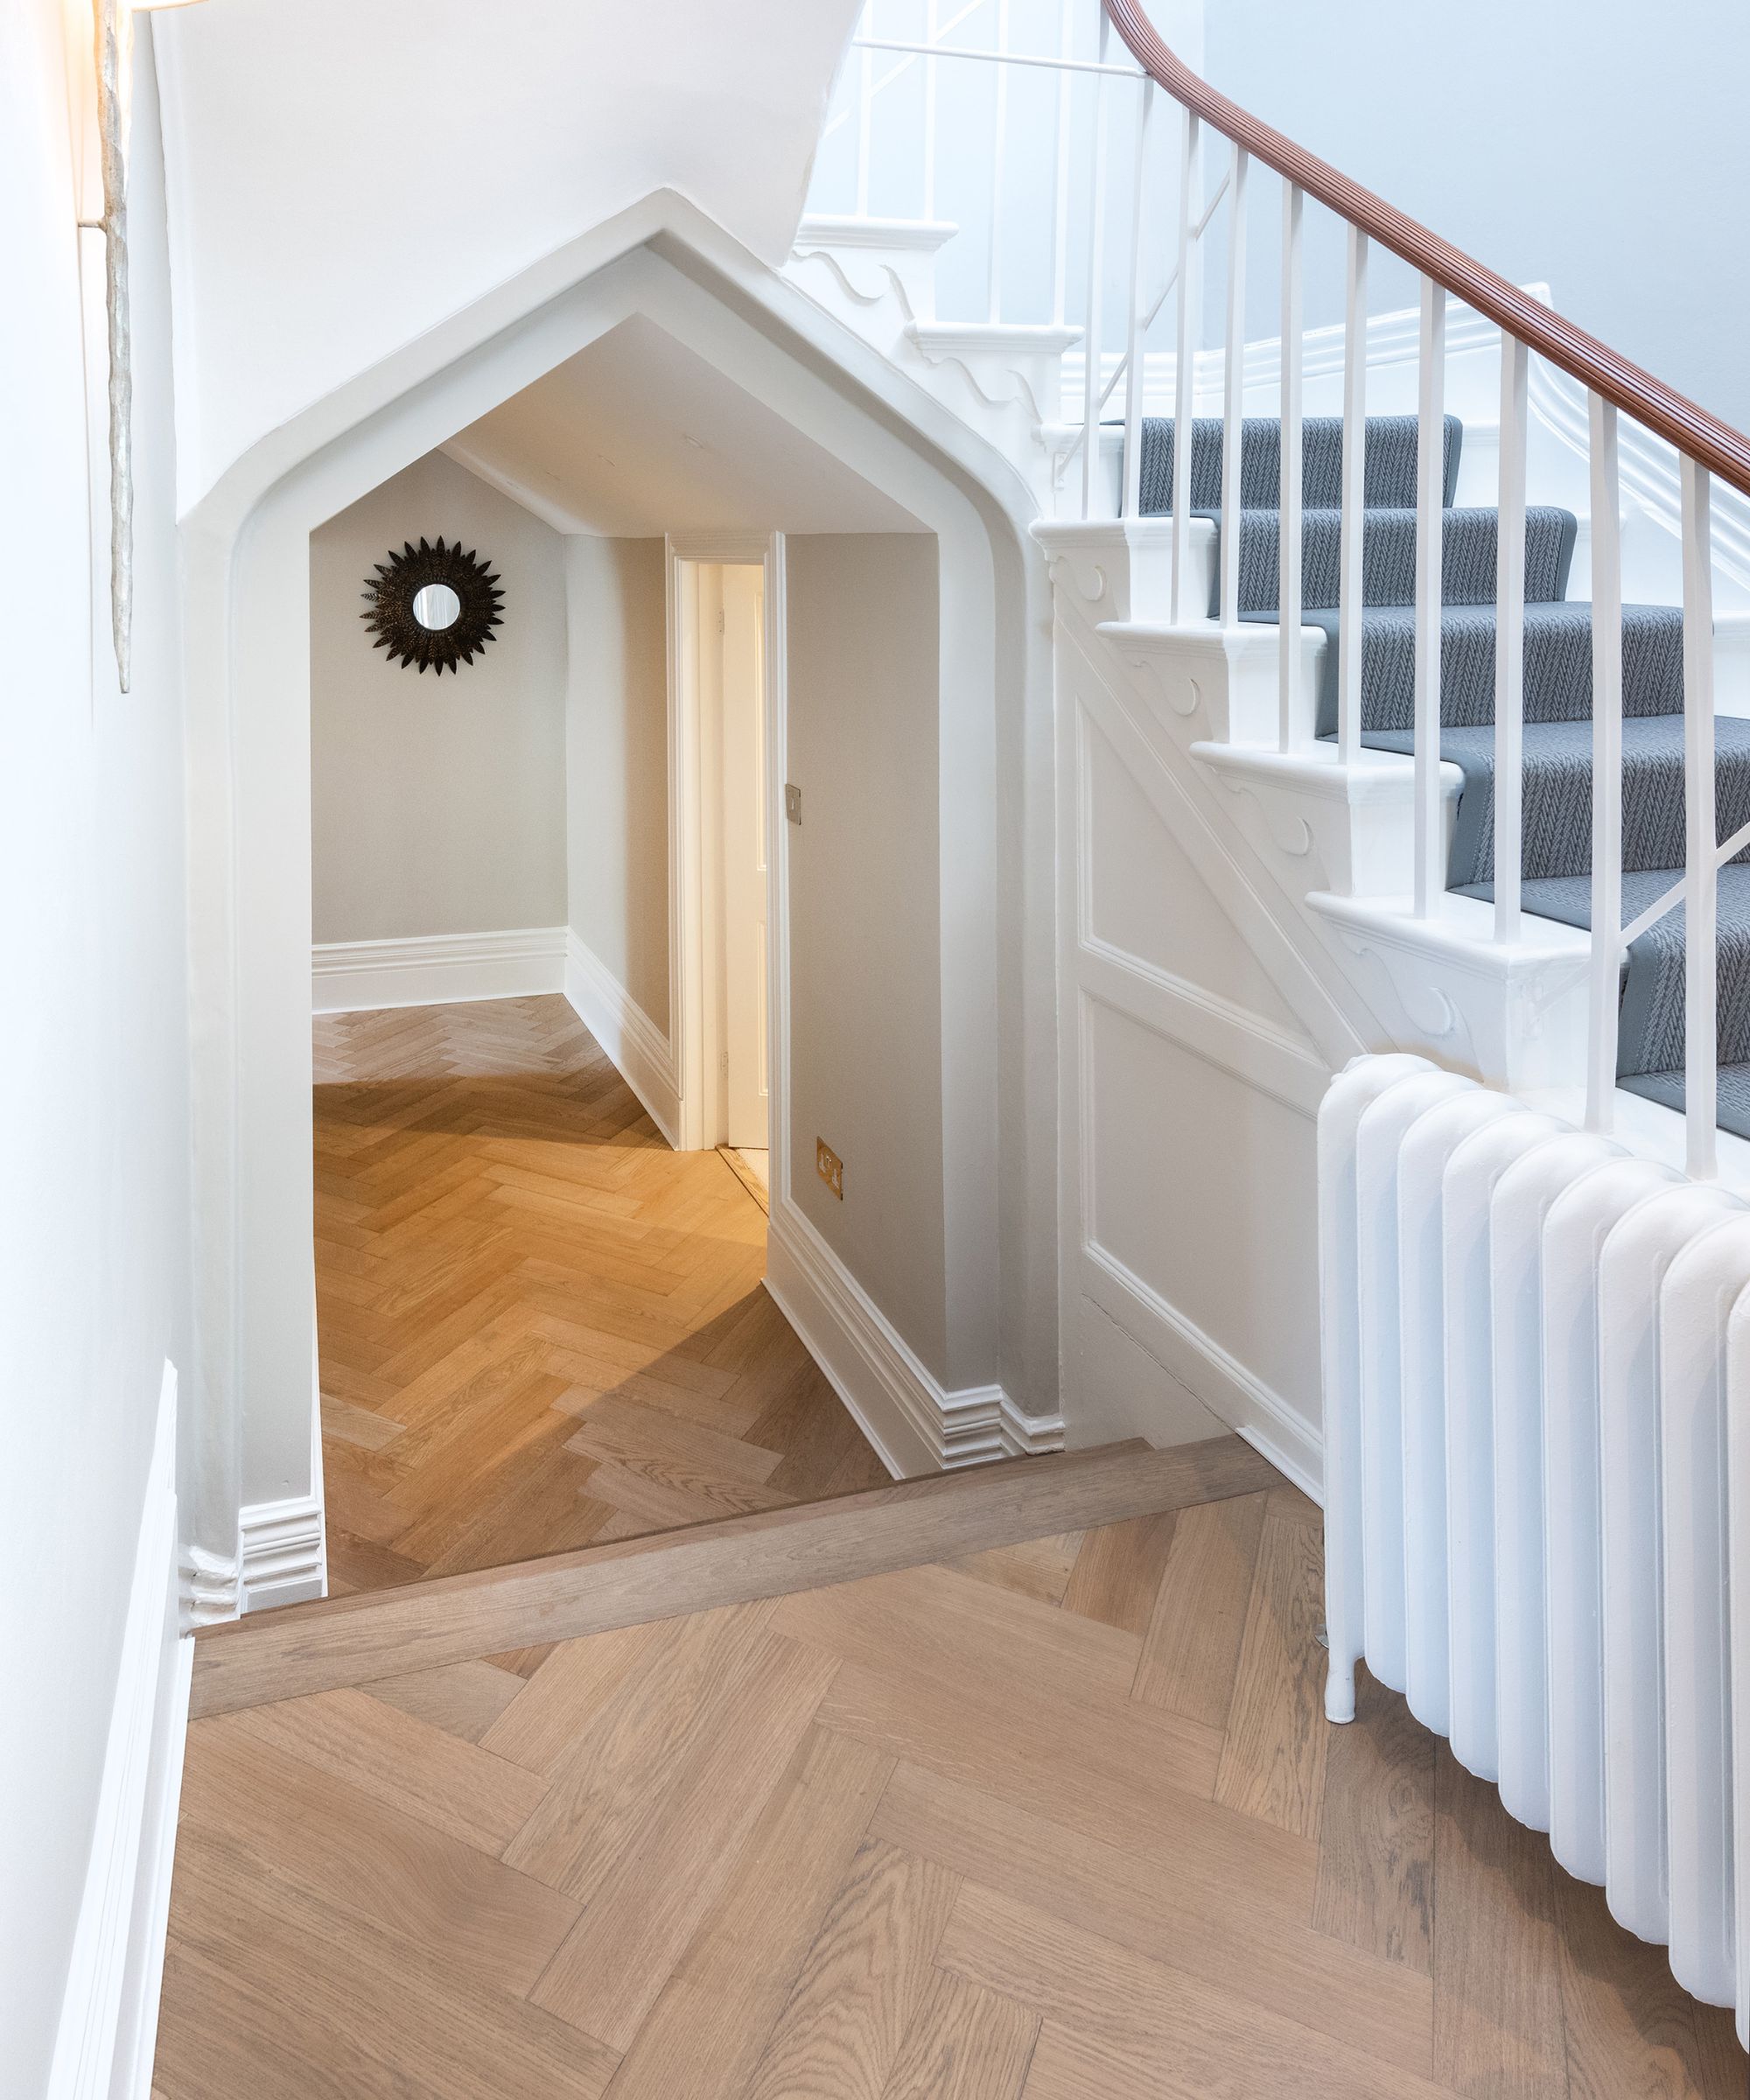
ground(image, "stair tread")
xmin=1365 ymin=713 xmax=1750 ymax=886
xmin=188 ymin=1434 xmax=1278 ymax=1718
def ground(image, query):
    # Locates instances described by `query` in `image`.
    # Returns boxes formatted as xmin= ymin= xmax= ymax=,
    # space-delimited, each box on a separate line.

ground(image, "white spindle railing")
xmin=1049 ymin=0 xmax=1074 ymax=323
xmin=1218 ymin=143 xmax=1248 ymax=632
xmin=1278 ymin=184 xmax=1304 ymax=752
xmin=1079 ymin=10 xmax=1113 ymax=518
xmin=821 ymin=0 xmax=1739 ymax=1185
xmin=1586 ymin=396 xmax=1623 ymax=1134
xmin=923 ymin=0 xmax=940 ymax=222
xmin=1684 ymin=460 xmax=1718 ymax=1180
xmin=988 ymin=0 xmax=1011 ymax=322
xmin=1120 ymin=81 xmax=1155 ymax=522
xmin=1414 ymin=279 xmax=1446 ymax=916
xmin=1336 ymin=226 xmax=1367 ymax=766
xmin=1166 ymin=104 xmax=1197 ymax=608
xmin=1494 ymin=336 xmax=1528 ymax=944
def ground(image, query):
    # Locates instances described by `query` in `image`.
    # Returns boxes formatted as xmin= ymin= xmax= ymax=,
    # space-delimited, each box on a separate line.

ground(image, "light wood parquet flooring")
xmin=312 ymin=996 xmax=886 ymax=1596
xmin=154 ymin=1477 xmax=1747 ymax=2099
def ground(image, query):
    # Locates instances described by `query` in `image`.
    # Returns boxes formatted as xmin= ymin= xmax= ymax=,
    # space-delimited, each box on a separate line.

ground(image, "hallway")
xmin=314 ymin=995 xmax=886 ymax=1592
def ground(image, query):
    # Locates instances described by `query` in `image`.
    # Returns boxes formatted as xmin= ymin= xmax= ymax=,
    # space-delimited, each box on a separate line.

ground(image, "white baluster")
xmin=988 ymin=0 xmax=1011 ymax=322
xmin=923 ymin=0 xmax=939 ymax=223
xmin=1050 ymin=0 xmax=1073 ymax=325
xmin=856 ymin=8 xmax=874 ymax=217
xmin=1587 ymin=396 xmax=1623 ymax=1133
xmin=1079 ymin=11 xmax=1112 ymax=519
xmin=1219 ymin=143 xmax=1248 ymax=630
xmin=1414 ymin=278 xmax=1446 ymax=915
xmin=1278 ymin=181 xmax=1304 ymax=751
xmin=1121 ymin=82 xmax=1156 ymax=522
xmin=1166 ymin=105 xmax=1200 ymax=606
xmin=1494 ymin=335 xmax=1527 ymax=942
xmin=1682 ymin=457 xmax=1718 ymax=1180
xmin=1337 ymin=226 xmax=1368 ymax=765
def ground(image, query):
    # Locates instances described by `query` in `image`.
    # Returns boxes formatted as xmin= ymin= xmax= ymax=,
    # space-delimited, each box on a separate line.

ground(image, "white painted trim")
xmin=311 ymin=926 xmax=566 ymax=1013
xmin=182 ymin=1494 xmax=328 ymax=1624
xmin=238 ymin=1492 xmax=327 ymax=1614
xmin=795 ymin=214 xmax=958 ymax=254
xmin=766 ymin=1195 xmax=1064 ymax=1477
xmin=1079 ymin=1241 xmax=1323 ymax=1500
xmin=48 ymin=1362 xmax=192 ymax=2100
xmin=178 ymin=195 xmax=1052 ymax=1590
xmin=564 ymin=930 xmax=682 ymax=1148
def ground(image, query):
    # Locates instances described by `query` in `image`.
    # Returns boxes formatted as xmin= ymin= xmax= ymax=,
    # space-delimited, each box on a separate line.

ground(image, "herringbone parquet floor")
xmin=312 ymin=996 xmax=886 ymax=1595
xmin=152 ymin=1482 xmax=1747 ymax=2098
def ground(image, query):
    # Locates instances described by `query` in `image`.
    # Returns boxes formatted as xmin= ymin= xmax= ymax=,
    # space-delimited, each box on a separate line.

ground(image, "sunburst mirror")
xmin=360 ymin=536 xmax=505 ymax=675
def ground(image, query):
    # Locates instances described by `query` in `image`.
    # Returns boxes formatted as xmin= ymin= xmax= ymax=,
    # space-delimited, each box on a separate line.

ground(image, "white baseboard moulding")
xmin=311 ymin=926 xmax=567 ymax=1013
xmin=765 ymin=1194 xmax=1065 ymax=1477
xmin=182 ymin=1491 xmax=328 ymax=1627
xmin=1078 ymin=1241 xmax=1325 ymax=1503
xmin=48 ymin=1363 xmax=193 ymax=2100
xmin=563 ymin=932 xmax=682 ymax=1148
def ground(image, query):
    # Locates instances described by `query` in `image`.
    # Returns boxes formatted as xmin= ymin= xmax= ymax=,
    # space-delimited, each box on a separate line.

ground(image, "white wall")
xmin=152 ymin=0 xmax=864 ymax=512
xmin=311 ymin=451 xmax=567 ymax=943
xmin=564 ymin=537 xmax=671 ymax=1031
xmin=1203 ymin=0 xmax=1750 ymax=433
xmin=2 ymin=11 xmax=192 ymax=2091
xmin=786 ymin=535 xmax=950 ymax=1379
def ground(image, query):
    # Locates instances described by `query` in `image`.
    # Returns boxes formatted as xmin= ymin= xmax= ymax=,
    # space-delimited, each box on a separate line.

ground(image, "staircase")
xmin=791 ymin=0 xmax=1750 ymax=2053
xmin=1133 ymin=409 xmax=1746 ymax=1127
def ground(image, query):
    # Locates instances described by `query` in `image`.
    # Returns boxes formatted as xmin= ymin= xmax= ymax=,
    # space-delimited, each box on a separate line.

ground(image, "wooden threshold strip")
xmin=191 ymin=1433 xmax=1281 ymax=1718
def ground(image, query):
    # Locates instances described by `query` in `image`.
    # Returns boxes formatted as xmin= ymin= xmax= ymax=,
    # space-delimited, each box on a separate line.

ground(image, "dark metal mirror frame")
xmin=360 ymin=536 xmax=505 ymax=675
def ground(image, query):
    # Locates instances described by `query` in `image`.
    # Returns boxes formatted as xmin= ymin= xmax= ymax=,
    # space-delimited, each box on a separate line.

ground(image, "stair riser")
xmin=1310 ymin=603 xmax=1687 ymax=738
xmin=1141 ymin=413 xmax=1462 ymax=514
xmin=1229 ymin=507 xmax=1576 ymax=619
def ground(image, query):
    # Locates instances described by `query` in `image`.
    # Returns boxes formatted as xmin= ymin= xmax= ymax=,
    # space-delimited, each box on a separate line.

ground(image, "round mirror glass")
xmin=412 ymin=582 xmax=462 ymax=631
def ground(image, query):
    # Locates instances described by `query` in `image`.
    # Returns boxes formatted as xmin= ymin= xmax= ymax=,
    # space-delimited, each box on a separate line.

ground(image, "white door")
xmin=718 ymin=563 xmax=768 ymax=1151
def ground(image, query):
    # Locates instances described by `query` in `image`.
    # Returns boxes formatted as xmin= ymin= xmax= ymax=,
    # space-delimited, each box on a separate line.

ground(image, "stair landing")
xmin=157 ymin=1442 xmax=1744 ymax=2098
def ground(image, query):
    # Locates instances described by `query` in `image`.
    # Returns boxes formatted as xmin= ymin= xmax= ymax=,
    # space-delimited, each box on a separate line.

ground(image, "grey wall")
xmin=564 ymin=536 xmax=671 ymax=1030
xmin=3 ymin=18 xmax=192 ymax=2090
xmin=785 ymin=535 xmax=948 ymax=1379
xmin=1204 ymin=0 xmax=1750 ymax=432
xmin=309 ymin=450 xmax=567 ymax=942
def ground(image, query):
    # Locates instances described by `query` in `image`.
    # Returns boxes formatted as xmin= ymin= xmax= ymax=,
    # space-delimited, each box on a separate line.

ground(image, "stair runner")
xmin=1138 ymin=414 xmax=1750 ymax=1137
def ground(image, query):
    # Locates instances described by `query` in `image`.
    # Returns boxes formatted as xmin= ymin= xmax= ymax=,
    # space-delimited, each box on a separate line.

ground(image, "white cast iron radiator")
xmin=1320 ymin=1054 xmax=1750 ymax=2041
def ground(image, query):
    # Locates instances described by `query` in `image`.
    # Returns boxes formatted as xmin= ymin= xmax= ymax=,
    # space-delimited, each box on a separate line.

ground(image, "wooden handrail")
xmin=1102 ymin=0 xmax=1750 ymax=500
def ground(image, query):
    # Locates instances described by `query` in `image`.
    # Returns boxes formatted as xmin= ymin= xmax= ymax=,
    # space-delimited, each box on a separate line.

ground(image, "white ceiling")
xmin=442 ymin=316 xmax=925 ymax=539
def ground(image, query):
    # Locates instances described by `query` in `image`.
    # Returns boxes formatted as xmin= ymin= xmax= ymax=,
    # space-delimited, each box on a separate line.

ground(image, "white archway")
xmin=178 ymin=192 xmax=1062 ymax=1609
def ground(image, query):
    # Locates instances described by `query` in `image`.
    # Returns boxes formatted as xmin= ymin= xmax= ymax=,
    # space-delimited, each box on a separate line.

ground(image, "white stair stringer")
xmin=1037 ymin=520 xmax=1596 ymax=1096
xmin=1321 ymin=1056 xmax=1750 ymax=2036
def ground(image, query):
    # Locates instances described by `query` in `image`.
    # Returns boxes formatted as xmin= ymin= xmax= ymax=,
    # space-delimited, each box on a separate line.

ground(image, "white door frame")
xmin=665 ymin=531 xmax=787 ymax=1199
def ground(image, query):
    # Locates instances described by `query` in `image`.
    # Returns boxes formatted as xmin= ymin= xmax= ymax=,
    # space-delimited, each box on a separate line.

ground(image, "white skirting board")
xmin=47 ymin=1362 xmax=193 ymax=2100
xmin=563 ymin=933 xmax=681 ymax=1148
xmin=311 ymin=926 xmax=567 ymax=1013
xmin=765 ymin=1195 xmax=1064 ymax=1477
xmin=182 ymin=1488 xmax=328 ymax=1626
